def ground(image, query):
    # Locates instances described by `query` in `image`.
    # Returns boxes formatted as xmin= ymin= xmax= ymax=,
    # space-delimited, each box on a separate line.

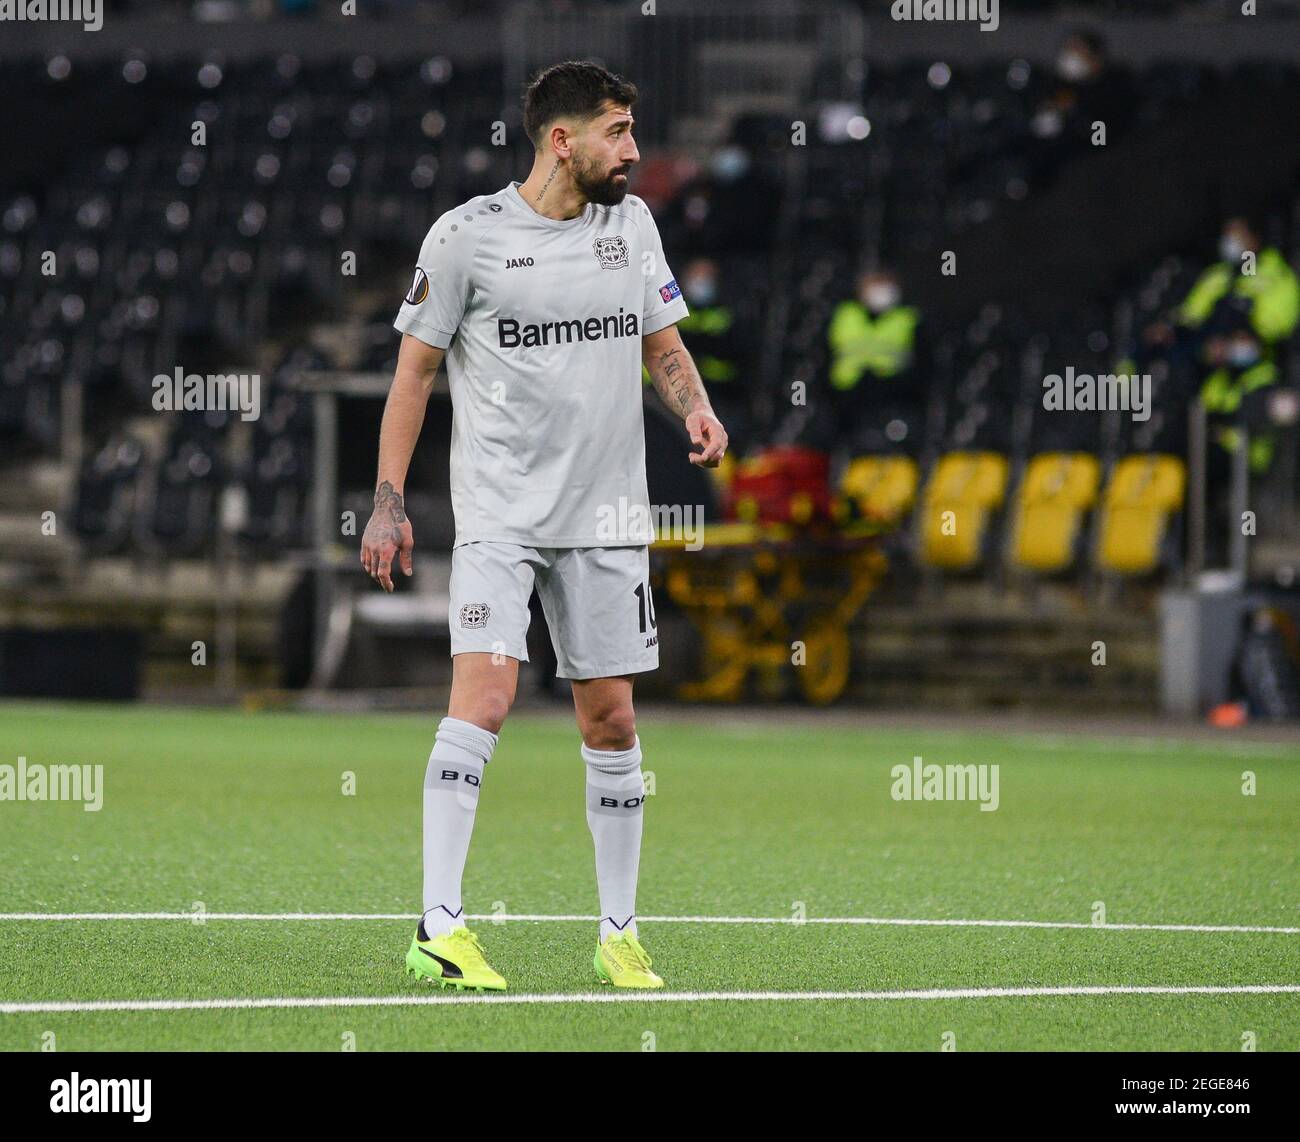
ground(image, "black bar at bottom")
xmin=0 ymin=1049 xmax=1292 ymax=1128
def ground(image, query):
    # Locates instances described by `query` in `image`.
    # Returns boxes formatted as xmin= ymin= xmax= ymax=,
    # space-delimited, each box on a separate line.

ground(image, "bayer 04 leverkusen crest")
xmin=592 ymin=236 xmax=630 ymax=269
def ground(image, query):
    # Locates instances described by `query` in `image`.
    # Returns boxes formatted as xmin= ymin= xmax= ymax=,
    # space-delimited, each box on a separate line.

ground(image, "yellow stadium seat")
xmin=1008 ymin=452 xmax=1101 ymax=573
xmin=1096 ymin=454 xmax=1186 ymax=575
xmin=918 ymin=451 xmax=1009 ymax=570
xmin=840 ymin=455 xmax=919 ymax=524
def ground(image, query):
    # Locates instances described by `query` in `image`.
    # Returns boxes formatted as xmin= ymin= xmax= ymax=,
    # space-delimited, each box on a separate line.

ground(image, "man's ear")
xmin=549 ymin=123 xmax=573 ymax=160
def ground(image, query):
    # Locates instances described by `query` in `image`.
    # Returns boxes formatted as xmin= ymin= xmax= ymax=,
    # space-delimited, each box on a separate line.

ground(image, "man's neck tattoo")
xmin=535 ymin=160 xmax=560 ymax=205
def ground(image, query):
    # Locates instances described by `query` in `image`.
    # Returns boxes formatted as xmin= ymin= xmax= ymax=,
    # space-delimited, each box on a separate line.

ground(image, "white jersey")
xmin=394 ymin=180 xmax=689 ymax=548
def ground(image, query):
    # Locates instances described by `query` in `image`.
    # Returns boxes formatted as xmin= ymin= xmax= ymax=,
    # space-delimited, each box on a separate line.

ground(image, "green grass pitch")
xmin=0 ymin=701 xmax=1296 ymax=1051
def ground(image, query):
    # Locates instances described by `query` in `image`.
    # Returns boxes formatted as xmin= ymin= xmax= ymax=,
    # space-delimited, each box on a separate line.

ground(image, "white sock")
xmin=421 ymin=716 xmax=497 ymax=940
xmin=583 ymin=736 xmax=645 ymax=944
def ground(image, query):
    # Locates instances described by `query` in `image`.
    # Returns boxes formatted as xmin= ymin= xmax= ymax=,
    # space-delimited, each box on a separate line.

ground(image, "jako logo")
xmin=50 ymin=1073 xmax=151 ymax=1123
xmin=890 ymin=755 xmax=1000 ymax=812
xmin=497 ymin=310 xmax=639 ymax=349
xmin=152 ymin=367 xmax=261 ymax=421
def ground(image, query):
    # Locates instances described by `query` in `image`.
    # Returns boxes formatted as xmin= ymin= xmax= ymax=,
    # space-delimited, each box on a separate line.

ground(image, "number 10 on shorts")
xmin=634 ymin=581 xmax=657 ymax=634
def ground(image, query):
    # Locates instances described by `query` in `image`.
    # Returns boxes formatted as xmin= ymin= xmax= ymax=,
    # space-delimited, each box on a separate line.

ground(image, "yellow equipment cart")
xmin=651 ymin=520 xmax=888 ymax=705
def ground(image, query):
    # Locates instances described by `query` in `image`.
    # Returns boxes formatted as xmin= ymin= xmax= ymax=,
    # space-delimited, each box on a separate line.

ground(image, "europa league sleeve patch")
xmin=404 ymin=267 xmax=430 ymax=306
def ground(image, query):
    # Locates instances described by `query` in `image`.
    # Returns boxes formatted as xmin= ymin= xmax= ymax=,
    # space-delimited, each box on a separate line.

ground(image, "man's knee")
xmin=466 ymin=693 xmax=512 ymax=735
xmin=448 ymin=654 xmax=518 ymax=735
xmin=579 ymin=703 xmax=637 ymax=751
xmin=449 ymin=682 xmax=515 ymax=735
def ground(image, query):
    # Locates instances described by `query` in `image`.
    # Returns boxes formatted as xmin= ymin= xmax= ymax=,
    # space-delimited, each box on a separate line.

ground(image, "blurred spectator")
xmin=1027 ymin=30 xmax=1134 ymax=184
xmin=824 ymin=267 xmax=926 ymax=454
xmin=828 ymin=269 xmax=918 ymax=389
xmin=1125 ymin=215 xmax=1300 ymax=567
xmin=659 ymin=143 xmax=780 ymax=256
xmin=628 ymin=153 xmax=697 ymax=213
xmin=674 ymin=257 xmax=758 ymax=456
xmin=1177 ymin=216 xmax=1299 ymax=474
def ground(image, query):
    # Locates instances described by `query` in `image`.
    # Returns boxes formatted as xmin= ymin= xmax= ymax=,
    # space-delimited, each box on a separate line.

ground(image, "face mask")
xmin=686 ymin=278 xmax=717 ymax=306
xmin=711 ymin=146 xmax=750 ymax=183
xmin=864 ymin=285 xmax=899 ymax=312
xmin=1220 ymin=237 xmax=1246 ymax=263
xmin=1227 ymin=343 xmax=1260 ymax=368
xmin=1057 ymin=52 xmax=1091 ymax=82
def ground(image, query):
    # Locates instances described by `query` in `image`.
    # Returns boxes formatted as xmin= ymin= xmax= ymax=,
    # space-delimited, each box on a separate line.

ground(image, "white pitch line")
xmin=0 ymin=913 xmax=1295 ymax=934
xmin=4 ymin=984 xmax=1300 ymax=1016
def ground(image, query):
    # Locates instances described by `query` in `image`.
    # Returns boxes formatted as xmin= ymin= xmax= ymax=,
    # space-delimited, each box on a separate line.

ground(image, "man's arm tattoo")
xmin=650 ymin=346 xmax=709 ymax=419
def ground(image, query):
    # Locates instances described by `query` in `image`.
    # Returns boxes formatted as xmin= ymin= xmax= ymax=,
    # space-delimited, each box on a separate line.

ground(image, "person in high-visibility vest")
xmin=1180 ymin=217 xmax=1300 ymax=474
xmin=828 ymin=269 xmax=919 ymax=388
xmin=676 ymin=258 xmax=741 ymax=385
xmin=643 ymin=256 xmax=755 ymax=455
xmin=825 ymin=268 xmax=923 ymax=452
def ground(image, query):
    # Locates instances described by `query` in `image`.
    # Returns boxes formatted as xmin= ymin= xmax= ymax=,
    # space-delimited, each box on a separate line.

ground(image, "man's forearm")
xmin=375 ymin=368 xmax=433 ymax=495
xmin=645 ymin=342 xmax=714 ymax=421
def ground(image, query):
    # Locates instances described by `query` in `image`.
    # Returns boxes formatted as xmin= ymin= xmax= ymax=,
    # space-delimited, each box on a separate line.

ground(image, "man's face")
xmin=1056 ymin=36 xmax=1100 ymax=83
xmin=1220 ymin=219 xmax=1257 ymax=262
xmin=568 ymin=101 xmax=639 ymax=206
xmin=683 ymin=258 xmax=718 ymax=305
xmin=859 ymin=272 xmax=900 ymax=312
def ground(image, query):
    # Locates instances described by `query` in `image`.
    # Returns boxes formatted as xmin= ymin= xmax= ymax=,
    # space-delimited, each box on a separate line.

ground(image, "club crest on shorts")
xmin=592 ymin=236 xmax=629 ymax=270
xmin=459 ymin=602 xmax=490 ymax=628
xmin=405 ymin=267 xmax=429 ymax=306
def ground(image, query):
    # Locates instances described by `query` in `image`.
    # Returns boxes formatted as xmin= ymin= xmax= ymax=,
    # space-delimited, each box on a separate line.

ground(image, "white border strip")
xmin=0 ymin=913 xmax=1295 ymax=934
xmin=5 ymin=984 xmax=1300 ymax=1015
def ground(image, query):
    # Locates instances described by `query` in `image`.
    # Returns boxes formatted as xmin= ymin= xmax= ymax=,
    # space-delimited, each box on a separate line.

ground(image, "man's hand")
xmin=643 ymin=324 xmax=728 ymax=467
xmin=686 ymin=409 xmax=728 ymax=467
xmin=361 ymin=480 xmax=414 ymax=592
xmin=362 ymin=335 xmax=443 ymax=591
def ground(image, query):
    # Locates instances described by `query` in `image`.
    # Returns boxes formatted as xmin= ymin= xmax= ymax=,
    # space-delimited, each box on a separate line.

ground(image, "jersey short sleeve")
xmin=393 ymin=211 xmax=476 ymax=349
xmin=639 ymin=206 xmax=690 ymax=336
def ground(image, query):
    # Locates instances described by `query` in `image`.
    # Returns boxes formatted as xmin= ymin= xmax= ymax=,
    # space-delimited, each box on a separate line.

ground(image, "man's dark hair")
xmin=522 ymin=60 xmax=638 ymax=149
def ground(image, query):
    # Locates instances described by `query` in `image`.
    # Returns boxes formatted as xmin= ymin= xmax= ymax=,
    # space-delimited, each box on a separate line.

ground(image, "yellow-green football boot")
xmin=594 ymin=931 xmax=664 ymax=989
xmin=406 ymin=922 xmax=506 ymax=991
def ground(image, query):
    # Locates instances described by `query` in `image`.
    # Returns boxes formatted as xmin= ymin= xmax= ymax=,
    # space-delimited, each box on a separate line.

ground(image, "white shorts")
xmin=449 ymin=542 xmax=660 ymax=680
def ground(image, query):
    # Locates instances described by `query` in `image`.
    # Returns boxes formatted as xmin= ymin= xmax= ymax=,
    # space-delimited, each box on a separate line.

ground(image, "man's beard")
xmin=572 ymin=151 xmax=630 ymax=206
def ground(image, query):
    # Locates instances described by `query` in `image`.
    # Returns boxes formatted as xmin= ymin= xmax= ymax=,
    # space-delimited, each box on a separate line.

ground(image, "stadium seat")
xmin=137 ymin=432 xmax=224 ymax=556
xmin=1095 ymin=454 xmax=1185 ymax=576
xmin=917 ymin=451 xmax=1009 ymax=570
xmin=72 ymin=436 xmax=144 ymax=554
xmin=840 ymin=455 xmax=919 ymax=525
xmin=1007 ymin=452 xmax=1101 ymax=573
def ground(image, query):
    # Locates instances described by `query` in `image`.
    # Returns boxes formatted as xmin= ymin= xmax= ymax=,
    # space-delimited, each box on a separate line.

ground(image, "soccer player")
xmin=360 ymin=61 xmax=727 ymax=991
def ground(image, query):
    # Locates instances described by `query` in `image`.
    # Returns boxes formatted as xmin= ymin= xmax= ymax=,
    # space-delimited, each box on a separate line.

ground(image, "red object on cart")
xmin=725 ymin=447 xmax=835 ymax=526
